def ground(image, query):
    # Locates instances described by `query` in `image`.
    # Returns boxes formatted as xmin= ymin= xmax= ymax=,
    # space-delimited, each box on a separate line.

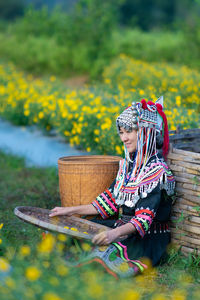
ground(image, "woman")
xmin=49 ymin=98 xmax=175 ymax=277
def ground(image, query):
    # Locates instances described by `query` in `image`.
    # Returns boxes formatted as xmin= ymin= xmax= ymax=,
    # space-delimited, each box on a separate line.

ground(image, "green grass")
xmin=0 ymin=151 xmax=59 ymax=251
xmin=0 ymin=151 xmax=200 ymax=299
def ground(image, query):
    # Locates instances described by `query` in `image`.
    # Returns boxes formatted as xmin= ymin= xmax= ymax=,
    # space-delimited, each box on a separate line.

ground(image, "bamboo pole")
xmin=172 ymin=172 xmax=200 ymax=182
xmin=171 ymin=236 xmax=200 ymax=248
xmin=173 ymin=194 xmax=200 ymax=205
xmin=171 ymin=147 xmax=200 ymax=160
xmin=171 ymin=238 xmax=200 ymax=251
xmin=174 ymin=198 xmax=196 ymax=207
xmin=170 ymin=222 xmax=200 ymax=235
xmin=167 ymin=153 xmax=200 ymax=164
xmin=169 ymin=164 xmax=200 ymax=176
xmin=174 ymin=197 xmax=200 ymax=207
xmin=171 ymin=204 xmax=200 ymax=217
xmin=176 ymin=182 xmax=200 ymax=193
xmin=170 ymin=227 xmax=199 ymax=238
xmin=171 ymin=213 xmax=200 ymax=225
xmin=181 ymin=246 xmax=200 ymax=255
xmin=175 ymin=186 xmax=200 ymax=197
xmin=169 ymin=160 xmax=200 ymax=171
xmin=174 ymin=175 xmax=200 ymax=186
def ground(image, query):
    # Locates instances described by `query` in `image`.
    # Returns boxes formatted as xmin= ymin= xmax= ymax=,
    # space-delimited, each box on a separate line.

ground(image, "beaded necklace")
xmin=123 ymin=150 xmax=137 ymax=187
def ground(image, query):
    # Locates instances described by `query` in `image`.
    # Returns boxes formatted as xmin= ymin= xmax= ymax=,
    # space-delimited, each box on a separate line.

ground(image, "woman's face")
xmin=119 ymin=127 xmax=137 ymax=153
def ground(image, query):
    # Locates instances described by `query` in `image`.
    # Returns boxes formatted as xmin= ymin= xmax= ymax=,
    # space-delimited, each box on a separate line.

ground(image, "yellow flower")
xmin=82 ymin=242 xmax=92 ymax=252
xmin=50 ymin=76 xmax=56 ymax=82
xmin=56 ymin=264 xmax=69 ymax=276
xmin=0 ymin=258 xmax=10 ymax=272
xmin=19 ymin=245 xmax=31 ymax=256
xmin=25 ymin=266 xmax=41 ymax=281
xmin=33 ymin=116 xmax=38 ymax=123
xmin=171 ymin=289 xmax=186 ymax=300
xmin=64 ymin=131 xmax=70 ymax=136
xmin=24 ymin=110 xmax=30 ymax=116
xmin=70 ymin=227 xmax=78 ymax=231
xmin=139 ymin=89 xmax=145 ymax=95
xmin=170 ymin=124 xmax=176 ymax=131
xmin=37 ymin=233 xmax=55 ymax=254
xmin=98 ymin=245 xmax=108 ymax=252
xmin=94 ymin=129 xmax=100 ymax=135
xmin=175 ymin=95 xmax=181 ymax=107
xmin=86 ymin=147 xmax=91 ymax=152
xmin=104 ymin=78 xmax=111 ymax=84
xmin=115 ymin=145 xmax=123 ymax=155
xmin=0 ymin=223 xmax=3 ymax=229
xmin=0 ymin=238 xmax=2 ymax=245
xmin=57 ymin=234 xmax=67 ymax=242
xmin=120 ymin=290 xmax=140 ymax=300
xmin=38 ymin=111 xmax=44 ymax=119
xmin=43 ymin=292 xmax=63 ymax=300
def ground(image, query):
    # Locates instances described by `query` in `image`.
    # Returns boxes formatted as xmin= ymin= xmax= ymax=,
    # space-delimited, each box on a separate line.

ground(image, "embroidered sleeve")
xmin=129 ymin=184 xmax=161 ymax=238
xmin=92 ymin=180 xmax=119 ymax=219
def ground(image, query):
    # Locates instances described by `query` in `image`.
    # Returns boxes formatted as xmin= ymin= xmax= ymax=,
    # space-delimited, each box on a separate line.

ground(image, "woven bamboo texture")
xmin=14 ymin=206 xmax=109 ymax=240
xmin=167 ymin=145 xmax=200 ymax=255
xmin=58 ymin=155 xmax=122 ymax=207
xmin=169 ymin=128 xmax=200 ymax=153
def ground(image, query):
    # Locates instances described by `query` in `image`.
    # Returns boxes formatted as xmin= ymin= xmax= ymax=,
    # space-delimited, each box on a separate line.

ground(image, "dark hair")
xmin=156 ymin=131 xmax=164 ymax=149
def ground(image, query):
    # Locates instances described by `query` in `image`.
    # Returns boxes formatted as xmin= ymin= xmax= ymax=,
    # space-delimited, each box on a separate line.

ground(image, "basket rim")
xmin=58 ymin=155 xmax=122 ymax=165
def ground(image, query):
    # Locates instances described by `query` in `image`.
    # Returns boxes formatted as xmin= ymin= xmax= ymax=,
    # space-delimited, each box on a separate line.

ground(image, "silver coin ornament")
xmin=132 ymin=123 xmax=138 ymax=130
xmin=125 ymin=200 xmax=134 ymax=207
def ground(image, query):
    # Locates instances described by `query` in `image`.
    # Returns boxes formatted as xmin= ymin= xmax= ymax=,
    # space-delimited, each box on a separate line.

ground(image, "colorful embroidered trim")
xmin=114 ymin=155 xmax=175 ymax=207
xmin=130 ymin=208 xmax=155 ymax=238
xmin=92 ymin=189 xmax=119 ymax=219
xmin=113 ymin=242 xmax=147 ymax=272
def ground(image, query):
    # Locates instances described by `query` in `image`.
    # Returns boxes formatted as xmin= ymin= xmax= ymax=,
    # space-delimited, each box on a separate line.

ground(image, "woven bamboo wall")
xmin=169 ymin=128 xmax=200 ymax=153
xmin=167 ymin=146 xmax=200 ymax=255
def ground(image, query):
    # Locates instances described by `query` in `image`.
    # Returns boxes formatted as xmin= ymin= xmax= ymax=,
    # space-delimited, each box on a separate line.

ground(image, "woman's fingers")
xmin=49 ymin=207 xmax=65 ymax=217
xmin=92 ymin=231 xmax=109 ymax=245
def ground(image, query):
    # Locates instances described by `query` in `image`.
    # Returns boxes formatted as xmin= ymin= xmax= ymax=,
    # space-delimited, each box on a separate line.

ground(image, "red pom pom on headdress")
xmin=141 ymin=99 xmax=147 ymax=109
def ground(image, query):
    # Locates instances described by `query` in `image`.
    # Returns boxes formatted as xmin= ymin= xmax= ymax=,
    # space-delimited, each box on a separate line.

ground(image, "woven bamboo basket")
xmin=167 ymin=146 xmax=200 ymax=255
xmin=14 ymin=206 xmax=109 ymax=240
xmin=58 ymin=155 xmax=121 ymax=207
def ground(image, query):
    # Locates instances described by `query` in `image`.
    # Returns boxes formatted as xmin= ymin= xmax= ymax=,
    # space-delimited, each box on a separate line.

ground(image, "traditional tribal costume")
xmin=75 ymin=97 xmax=175 ymax=278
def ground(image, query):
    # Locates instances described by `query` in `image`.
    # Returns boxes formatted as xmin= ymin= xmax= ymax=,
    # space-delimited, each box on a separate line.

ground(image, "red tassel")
xmin=156 ymin=104 xmax=169 ymax=158
xmin=146 ymin=100 xmax=169 ymax=158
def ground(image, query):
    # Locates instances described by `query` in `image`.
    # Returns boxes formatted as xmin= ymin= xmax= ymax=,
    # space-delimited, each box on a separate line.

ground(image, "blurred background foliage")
xmin=0 ymin=0 xmax=200 ymax=78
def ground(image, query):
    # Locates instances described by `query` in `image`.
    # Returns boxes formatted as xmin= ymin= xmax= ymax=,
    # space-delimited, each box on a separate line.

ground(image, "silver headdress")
xmin=114 ymin=97 xmax=171 ymax=206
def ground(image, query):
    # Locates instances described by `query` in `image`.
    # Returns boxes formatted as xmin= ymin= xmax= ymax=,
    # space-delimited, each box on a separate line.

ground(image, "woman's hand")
xmin=92 ymin=222 xmax=136 ymax=246
xmin=92 ymin=229 xmax=120 ymax=246
xmin=49 ymin=206 xmax=73 ymax=217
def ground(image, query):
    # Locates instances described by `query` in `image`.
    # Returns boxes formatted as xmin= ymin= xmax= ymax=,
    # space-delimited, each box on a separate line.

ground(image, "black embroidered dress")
xmin=88 ymin=153 xmax=175 ymax=278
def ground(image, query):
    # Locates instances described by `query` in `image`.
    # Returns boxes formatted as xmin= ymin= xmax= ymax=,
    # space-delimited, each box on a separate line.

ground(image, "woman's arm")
xmin=49 ymin=204 xmax=98 ymax=217
xmin=92 ymin=223 xmax=136 ymax=245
